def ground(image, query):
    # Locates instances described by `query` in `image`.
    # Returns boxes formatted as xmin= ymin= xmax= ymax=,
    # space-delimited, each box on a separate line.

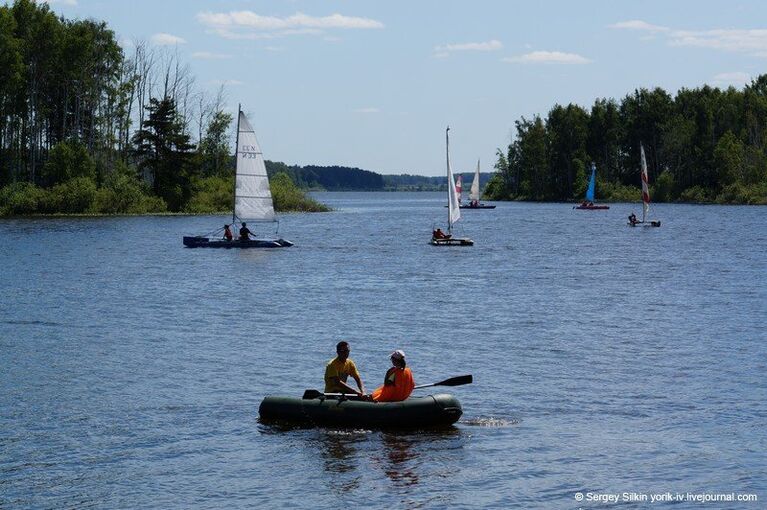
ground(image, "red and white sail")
xmin=640 ymin=143 xmax=650 ymax=222
xmin=455 ymin=174 xmax=463 ymax=204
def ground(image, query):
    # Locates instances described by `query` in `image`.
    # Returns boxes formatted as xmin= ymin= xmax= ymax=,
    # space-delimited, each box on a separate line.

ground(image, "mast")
xmin=446 ymin=126 xmax=451 ymax=234
xmin=232 ymin=103 xmax=241 ymax=225
xmin=640 ymin=142 xmax=650 ymax=223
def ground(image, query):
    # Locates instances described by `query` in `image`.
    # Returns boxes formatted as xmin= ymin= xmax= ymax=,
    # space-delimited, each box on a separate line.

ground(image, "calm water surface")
xmin=1 ymin=192 xmax=766 ymax=509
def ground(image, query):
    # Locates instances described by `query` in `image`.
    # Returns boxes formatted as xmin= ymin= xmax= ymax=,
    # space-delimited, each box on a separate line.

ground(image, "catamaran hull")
xmin=259 ymin=393 xmax=463 ymax=428
xmin=430 ymin=237 xmax=474 ymax=246
xmin=574 ymin=205 xmax=609 ymax=210
xmin=445 ymin=204 xmax=497 ymax=209
xmin=628 ymin=221 xmax=661 ymax=228
xmin=183 ymin=236 xmax=293 ymax=248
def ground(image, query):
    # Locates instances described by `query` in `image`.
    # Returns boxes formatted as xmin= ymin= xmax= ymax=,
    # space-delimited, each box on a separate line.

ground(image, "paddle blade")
xmin=437 ymin=374 xmax=472 ymax=387
xmin=302 ymin=389 xmax=323 ymax=400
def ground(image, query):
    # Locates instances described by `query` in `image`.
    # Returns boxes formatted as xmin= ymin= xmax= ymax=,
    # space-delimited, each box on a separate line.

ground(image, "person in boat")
xmin=239 ymin=222 xmax=254 ymax=241
xmin=432 ymin=228 xmax=450 ymax=239
xmin=470 ymin=199 xmax=479 ymax=208
xmin=223 ymin=224 xmax=233 ymax=241
xmin=628 ymin=212 xmax=638 ymax=225
xmin=371 ymin=350 xmax=415 ymax=402
xmin=324 ymin=341 xmax=368 ymax=398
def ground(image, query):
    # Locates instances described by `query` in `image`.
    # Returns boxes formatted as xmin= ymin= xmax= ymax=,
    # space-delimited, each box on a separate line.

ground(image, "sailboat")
xmin=456 ymin=174 xmax=463 ymax=204
xmin=183 ymin=106 xmax=293 ymax=248
xmin=431 ymin=126 xmax=474 ymax=246
xmin=574 ymin=162 xmax=609 ymax=210
xmin=462 ymin=159 xmax=496 ymax=209
xmin=628 ymin=143 xmax=661 ymax=227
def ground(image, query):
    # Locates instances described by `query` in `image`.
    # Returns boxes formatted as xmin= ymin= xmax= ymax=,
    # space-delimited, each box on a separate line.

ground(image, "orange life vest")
xmin=371 ymin=367 xmax=415 ymax=402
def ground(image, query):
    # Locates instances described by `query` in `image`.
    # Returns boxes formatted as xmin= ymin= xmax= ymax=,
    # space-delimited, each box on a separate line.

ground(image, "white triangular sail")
xmin=640 ymin=143 xmax=650 ymax=222
xmin=446 ymin=127 xmax=461 ymax=231
xmin=234 ymin=111 xmax=275 ymax=222
xmin=469 ymin=159 xmax=480 ymax=201
xmin=455 ymin=174 xmax=463 ymax=204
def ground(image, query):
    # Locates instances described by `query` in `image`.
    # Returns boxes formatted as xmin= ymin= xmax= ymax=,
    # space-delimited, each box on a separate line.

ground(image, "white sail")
xmin=640 ymin=143 xmax=650 ymax=222
xmin=234 ymin=111 xmax=275 ymax=222
xmin=469 ymin=159 xmax=480 ymax=201
xmin=446 ymin=127 xmax=461 ymax=230
xmin=455 ymin=174 xmax=463 ymax=204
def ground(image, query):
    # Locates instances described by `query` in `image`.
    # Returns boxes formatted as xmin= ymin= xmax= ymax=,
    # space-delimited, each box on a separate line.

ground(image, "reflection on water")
xmin=378 ymin=433 xmax=419 ymax=487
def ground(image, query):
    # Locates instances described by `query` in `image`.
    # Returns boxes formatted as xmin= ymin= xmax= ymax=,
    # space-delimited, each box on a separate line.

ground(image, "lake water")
xmin=1 ymin=192 xmax=765 ymax=509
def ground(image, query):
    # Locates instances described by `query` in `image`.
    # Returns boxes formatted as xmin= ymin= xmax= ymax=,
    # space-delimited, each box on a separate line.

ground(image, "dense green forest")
xmin=0 ymin=0 xmax=327 ymax=216
xmin=263 ymin=163 xmax=493 ymax=191
xmin=486 ymin=78 xmax=767 ymax=204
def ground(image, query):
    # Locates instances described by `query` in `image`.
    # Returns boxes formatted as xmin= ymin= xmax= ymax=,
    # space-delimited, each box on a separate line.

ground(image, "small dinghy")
xmin=574 ymin=163 xmax=609 ymax=210
xmin=183 ymin=106 xmax=293 ymax=248
xmin=628 ymin=143 xmax=661 ymax=228
xmin=432 ymin=126 xmax=474 ymax=246
xmin=259 ymin=393 xmax=463 ymax=428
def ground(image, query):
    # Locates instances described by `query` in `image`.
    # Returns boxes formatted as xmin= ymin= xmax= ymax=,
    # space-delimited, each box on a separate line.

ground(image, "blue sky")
xmin=36 ymin=0 xmax=767 ymax=176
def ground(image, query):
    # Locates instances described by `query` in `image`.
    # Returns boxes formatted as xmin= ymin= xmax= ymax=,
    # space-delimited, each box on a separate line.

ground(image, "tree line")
xmin=485 ymin=77 xmax=767 ymax=205
xmin=0 ymin=0 xmax=326 ymax=216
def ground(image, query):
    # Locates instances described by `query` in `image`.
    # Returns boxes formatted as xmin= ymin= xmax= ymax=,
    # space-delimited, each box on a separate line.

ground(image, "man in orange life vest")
xmin=371 ymin=350 xmax=415 ymax=402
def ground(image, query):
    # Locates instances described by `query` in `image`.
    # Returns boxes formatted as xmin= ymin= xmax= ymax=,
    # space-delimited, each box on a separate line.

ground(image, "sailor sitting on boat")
xmin=325 ymin=341 xmax=368 ymax=398
xmin=239 ymin=222 xmax=254 ymax=240
xmin=371 ymin=350 xmax=415 ymax=402
xmin=432 ymin=228 xmax=450 ymax=239
xmin=628 ymin=212 xmax=638 ymax=226
xmin=223 ymin=224 xmax=233 ymax=241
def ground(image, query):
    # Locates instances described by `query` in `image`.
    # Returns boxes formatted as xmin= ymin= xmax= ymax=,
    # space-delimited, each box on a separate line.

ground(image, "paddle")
xmin=414 ymin=374 xmax=472 ymax=390
xmin=302 ymin=375 xmax=472 ymax=400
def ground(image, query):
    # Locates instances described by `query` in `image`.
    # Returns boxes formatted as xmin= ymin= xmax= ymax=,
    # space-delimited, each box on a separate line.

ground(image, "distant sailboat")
xmin=456 ymin=174 xmax=463 ymax=204
xmin=462 ymin=159 xmax=495 ymax=209
xmin=628 ymin=143 xmax=661 ymax=227
xmin=574 ymin=162 xmax=609 ymax=210
xmin=432 ymin=127 xmax=473 ymax=246
xmin=183 ymin=106 xmax=293 ymax=248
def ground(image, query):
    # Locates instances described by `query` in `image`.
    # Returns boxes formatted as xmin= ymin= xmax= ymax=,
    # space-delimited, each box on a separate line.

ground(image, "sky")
xmin=32 ymin=0 xmax=767 ymax=176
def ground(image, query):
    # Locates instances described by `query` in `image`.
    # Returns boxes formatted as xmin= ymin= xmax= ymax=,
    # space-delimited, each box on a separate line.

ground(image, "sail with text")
xmin=234 ymin=111 xmax=275 ymax=223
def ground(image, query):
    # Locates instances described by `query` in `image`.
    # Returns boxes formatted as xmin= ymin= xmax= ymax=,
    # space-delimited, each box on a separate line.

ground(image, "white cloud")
xmin=613 ymin=20 xmax=767 ymax=57
xmin=197 ymin=11 xmax=383 ymax=39
xmin=712 ymin=71 xmax=752 ymax=87
xmin=192 ymin=51 xmax=232 ymax=60
xmin=151 ymin=33 xmax=186 ymax=46
xmin=503 ymin=51 xmax=592 ymax=64
xmin=609 ymin=20 xmax=669 ymax=32
xmin=669 ymin=29 xmax=767 ymax=56
xmin=435 ymin=40 xmax=503 ymax=53
xmin=353 ymin=107 xmax=380 ymax=114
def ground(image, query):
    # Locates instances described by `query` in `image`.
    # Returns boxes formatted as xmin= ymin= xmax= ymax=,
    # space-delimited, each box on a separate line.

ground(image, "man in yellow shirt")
xmin=324 ymin=341 xmax=367 ymax=397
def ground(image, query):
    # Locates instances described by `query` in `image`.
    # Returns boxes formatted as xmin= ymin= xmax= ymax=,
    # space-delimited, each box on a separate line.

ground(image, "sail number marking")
xmin=240 ymin=145 xmax=263 ymax=159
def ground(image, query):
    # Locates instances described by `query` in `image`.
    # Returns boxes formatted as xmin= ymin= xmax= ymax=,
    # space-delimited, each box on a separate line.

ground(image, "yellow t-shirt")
xmin=324 ymin=358 xmax=360 ymax=393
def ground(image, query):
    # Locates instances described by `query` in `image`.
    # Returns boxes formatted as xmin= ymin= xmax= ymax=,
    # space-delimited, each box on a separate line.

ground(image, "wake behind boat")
xmin=574 ymin=162 xmax=609 ymax=210
xmin=183 ymin=106 xmax=293 ymax=248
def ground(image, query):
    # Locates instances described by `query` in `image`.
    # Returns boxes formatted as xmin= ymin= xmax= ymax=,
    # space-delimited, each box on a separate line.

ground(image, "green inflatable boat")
xmin=259 ymin=392 xmax=463 ymax=428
